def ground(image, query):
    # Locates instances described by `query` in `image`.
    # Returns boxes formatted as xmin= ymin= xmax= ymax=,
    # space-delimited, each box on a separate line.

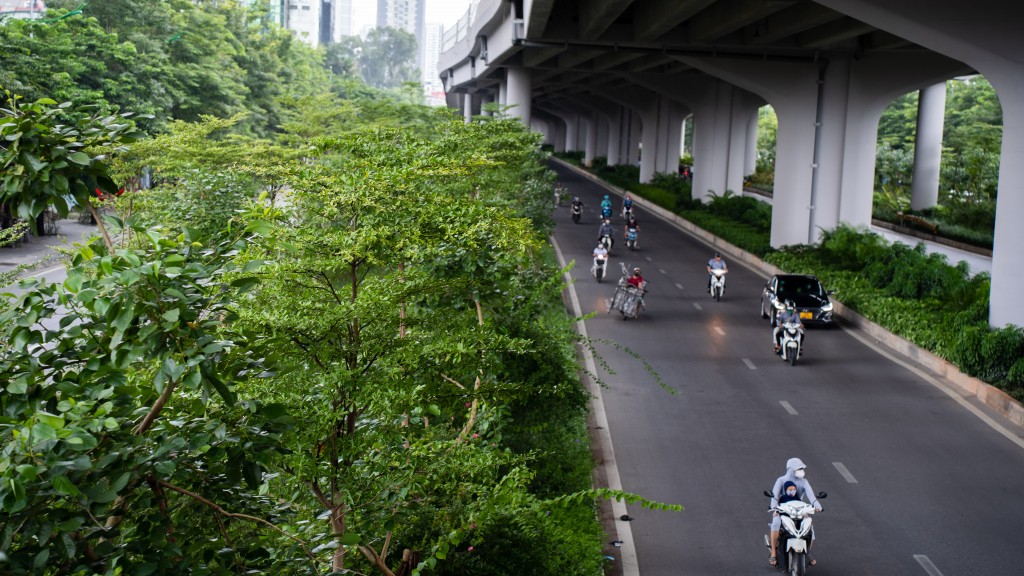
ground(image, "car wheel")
xmin=760 ymin=299 xmax=769 ymax=319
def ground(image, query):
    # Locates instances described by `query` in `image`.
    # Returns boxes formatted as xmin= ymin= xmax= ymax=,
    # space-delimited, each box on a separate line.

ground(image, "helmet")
xmin=633 ymin=267 xmax=641 ymax=275
xmin=573 ymin=196 xmax=579 ymax=202
xmin=714 ymin=252 xmax=721 ymax=258
xmin=604 ymin=195 xmax=609 ymax=199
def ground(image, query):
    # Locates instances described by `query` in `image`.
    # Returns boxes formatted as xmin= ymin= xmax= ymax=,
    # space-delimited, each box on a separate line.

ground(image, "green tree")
xmin=358 ymin=27 xmax=419 ymax=89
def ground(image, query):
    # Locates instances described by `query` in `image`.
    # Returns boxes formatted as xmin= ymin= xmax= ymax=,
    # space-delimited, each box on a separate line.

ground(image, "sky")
xmin=351 ymin=0 xmax=473 ymax=35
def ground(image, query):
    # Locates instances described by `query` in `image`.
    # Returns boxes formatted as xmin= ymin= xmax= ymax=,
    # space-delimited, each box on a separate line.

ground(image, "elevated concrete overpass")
xmin=438 ymin=0 xmax=1024 ymax=329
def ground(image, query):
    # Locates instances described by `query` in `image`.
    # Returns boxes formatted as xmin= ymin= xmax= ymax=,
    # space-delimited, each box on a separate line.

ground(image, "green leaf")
xmin=161 ymin=308 xmax=180 ymax=323
xmin=338 ymin=532 xmax=361 ymax=546
xmin=37 ymin=411 xmax=65 ymax=430
xmin=51 ymin=476 xmax=82 ymax=497
xmin=154 ymin=460 xmax=175 ymax=475
xmin=67 ymin=151 xmax=91 ymax=166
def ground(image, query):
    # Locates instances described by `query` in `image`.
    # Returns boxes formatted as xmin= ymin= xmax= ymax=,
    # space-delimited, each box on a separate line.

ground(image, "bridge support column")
xmin=988 ymin=72 xmax=1024 ymax=328
xmin=463 ymin=93 xmax=474 ymax=123
xmin=745 ymin=111 xmax=758 ymax=178
xmin=565 ymin=113 xmax=579 ymax=152
xmin=505 ymin=67 xmax=532 ymax=125
xmin=607 ymin=107 xmax=622 ymax=165
xmin=584 ymin=114 xmax=597 ymax=167
xmin=596 ymin=113 xmax=609 ymax=164
xmin=910 ymin=82 xmax=947 ymax=211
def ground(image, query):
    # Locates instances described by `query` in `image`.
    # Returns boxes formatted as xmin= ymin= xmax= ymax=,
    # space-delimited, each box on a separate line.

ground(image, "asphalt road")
xmin=550 ymin=164 xmax=1024 ymax=576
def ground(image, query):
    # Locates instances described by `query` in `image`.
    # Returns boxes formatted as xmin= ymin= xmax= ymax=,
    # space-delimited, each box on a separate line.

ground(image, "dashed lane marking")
xmin=714 ymin=326 xmax=725 ymax=336
xmin=779 ymin=401 xmax=798 ymax=415
xmin=833 ymin=462 xmax=859 ymax=484
xmin=914 ymin=555 xmax=945 ymax=576
xmin=742 ymin=358 xmax=757 ymax=370
xmin=692 ymin=303 xmax=703 ymax=311
xmin=658 ymin=268 xmax=666 ymax=274
xmin=675 ymin=283 xmax=684 ymax=290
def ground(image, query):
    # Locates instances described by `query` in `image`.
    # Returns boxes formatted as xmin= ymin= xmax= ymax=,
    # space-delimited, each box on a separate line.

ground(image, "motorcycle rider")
xmin=626 ymin=267 xmax=644 ymax=288
xmin=592 ymin=242 xmax=609 ymax=274
xmin=571 ymin=196 xmax=583 ymax=212
xmin=600 ymin=195 xmax=613 ymax=218
xmin=622 ymin=193 xmax=634 ymax=216
xmin=773 ymin=300 xmax=804 ymax=353
xmin=768 ymin=457 xmax=822 ymax=568
xmin=623 ymin=212 xmax=639 ymax=236
xmin=706 ymin=252 xmax=728 ymax=293
xmin=598 ymin=218 xmax=615 ymax=250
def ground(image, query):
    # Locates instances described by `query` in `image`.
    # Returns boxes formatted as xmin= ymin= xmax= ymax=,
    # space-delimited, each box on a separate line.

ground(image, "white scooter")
xmin=592 ymin=255 xmax=608 ymax=283
xmin=777 ymin=320 xmax=805 ymax=366
xmin=625 ymin=227 xmax=638 ymax=251
xmin=600 ymin=234 xmax=613 ymax=254
xmin=764 ymin=490 xmax=826 ymax=576
xmin=710 ymin=268 xmax=727 ymax=301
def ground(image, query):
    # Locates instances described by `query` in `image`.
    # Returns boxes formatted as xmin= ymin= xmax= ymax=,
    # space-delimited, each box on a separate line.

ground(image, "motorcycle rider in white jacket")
xmin=768 ymin=457 xmax=823 ymax=567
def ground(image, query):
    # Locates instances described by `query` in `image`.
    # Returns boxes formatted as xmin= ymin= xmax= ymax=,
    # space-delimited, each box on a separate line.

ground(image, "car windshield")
xmin=777 ymin=278 xmax=824 ymax=297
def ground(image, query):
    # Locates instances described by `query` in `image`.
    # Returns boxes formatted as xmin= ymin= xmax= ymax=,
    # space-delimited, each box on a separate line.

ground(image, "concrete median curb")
xmin=553 ymin=157 xmax=1024 ymax=430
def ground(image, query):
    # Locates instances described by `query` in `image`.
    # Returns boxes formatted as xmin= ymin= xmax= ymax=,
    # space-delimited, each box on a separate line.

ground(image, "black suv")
xmin=760 ymin=274 xmax=835 ymax=327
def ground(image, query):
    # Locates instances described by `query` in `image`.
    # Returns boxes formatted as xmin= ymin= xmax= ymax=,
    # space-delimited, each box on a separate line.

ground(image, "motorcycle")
xmin=625 ymin=227 xmax=638 ymax=251
xmin=610 ymin=262 xmax=647 ymax=319
xmin=622 ymin=205 xmax=633 ymax=220
xmin=600 ymin=234 xmax=613 ymax=254
xmin=764 ymin=490 xmax=827 ymax=576
xmin=601 ymin=205 xmax=613 ymax=219
xmin=571 ymin=203 xmax=582 ymax=224
xmin=710 ymin=268 xmax=727 ymax=301
xmin=777 ymin=319 xmax=805 ymax=366
xmin=592 ymin=255 xmax=608 ymax=283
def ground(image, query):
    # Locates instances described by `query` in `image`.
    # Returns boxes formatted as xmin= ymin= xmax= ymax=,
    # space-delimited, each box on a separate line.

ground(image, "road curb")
xmin=552 ymin=157 xmax=1024 ymax=430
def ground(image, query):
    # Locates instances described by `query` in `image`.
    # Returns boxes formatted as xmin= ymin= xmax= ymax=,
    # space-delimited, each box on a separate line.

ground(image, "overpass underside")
xmin=439 ymin=0 xmax=1024 ymax=328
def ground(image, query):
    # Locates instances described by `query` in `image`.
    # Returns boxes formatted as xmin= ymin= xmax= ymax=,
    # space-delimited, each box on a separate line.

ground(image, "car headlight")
xmin=773 ymin=300 xmax=785 ymax=310
xmin=820 ymin=302 xmax=833 ymax=312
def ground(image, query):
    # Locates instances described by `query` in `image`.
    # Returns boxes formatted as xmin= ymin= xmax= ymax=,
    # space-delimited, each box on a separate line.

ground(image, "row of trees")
xmin=2 ymin=5 xmax=678 ymax=575
xmin=0 ymin=0 xmax=421 ymax=138
xmin=2 ymin=76 xmax=689 ymax=576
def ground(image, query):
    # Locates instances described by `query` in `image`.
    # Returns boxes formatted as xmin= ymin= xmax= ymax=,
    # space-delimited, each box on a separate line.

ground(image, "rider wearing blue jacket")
xmin=768 ymin=458 xmax=822 ymax=567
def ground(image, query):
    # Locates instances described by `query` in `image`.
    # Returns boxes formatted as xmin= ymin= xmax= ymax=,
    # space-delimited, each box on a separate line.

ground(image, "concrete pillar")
xmin=564 ymin=113 xmax=579 ymax=152
xmin=728 ymin=96 xmax=757 ymax=194
xmin=988 ymin=72 xmax=1024 ymax=328
xmin=583 ymin=114 xmax=597 ymax=167
xmin=596 ymin=112 xmax=609 ymax=163
xmin=505 ymin=67 xmax=532 ymax=125
xmin=463 ymin=93 xmax=473 ymax=123
xmin=628 ymin=109 xmax=642 ymax=166
xmin=745 ymin=111 xmax=759 ymax=177
xmin=607 ymin=107 xmax=622 ymax=165
xmin=480 ymin=92 xmax=494 ymax=117
xmin=910 ymin=82 xmax=947 ymax=211
xmin=498 ymin=79 xmax=508 ymax=107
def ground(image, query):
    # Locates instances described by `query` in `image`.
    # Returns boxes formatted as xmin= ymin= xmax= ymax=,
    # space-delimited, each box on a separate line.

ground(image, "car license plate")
xmin=799 ymin=311 xmax=813 ymax=319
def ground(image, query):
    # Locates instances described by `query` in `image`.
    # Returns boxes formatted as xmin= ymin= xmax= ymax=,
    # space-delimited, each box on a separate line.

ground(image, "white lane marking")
xmin=550 ymin=236 xmax=639 ymax=576
xmin=714 ymin=326 xmax=725 ymax=336
xmin=742 ymin=358 xmax=757 ymax=370
xmin=914 ymin=555 xmax=945 ymax=576
xmin=644 ymin=256 xmax=653 ymax=262
xmin=779 ymin=401 xmax=798 ymax=415
xmin=833 ymin=462 xmax=859 ymax=484
xmin=675 ymin=283 xmax=684 ymax=290
xmin=30 ymin=265 xmax=65 ymax=279
xmin=841 ymin=321 xmax=1024 ymax=452
xmin=658 ymin=268 xmax=666 ymax=274
xmin=692 ymin=302 xmax=703 ymax=311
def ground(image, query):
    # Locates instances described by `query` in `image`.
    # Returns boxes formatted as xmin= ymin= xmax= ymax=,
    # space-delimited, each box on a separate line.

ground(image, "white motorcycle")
xmin=777 ymin=320 xmax=805 ymax=366
xmin=599 ymin=234 xmax=613 ymax=254
xmin=764 ymin=490 xmax=827 ymax=576
xmin=709 ymin=268 xmax=727 ymax=301
xmin=592 ymin=255 xmax=608 ymax=283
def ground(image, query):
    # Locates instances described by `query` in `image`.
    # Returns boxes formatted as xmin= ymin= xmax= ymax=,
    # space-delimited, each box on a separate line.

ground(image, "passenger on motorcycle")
xmin=706 ymin=252 xmax=728 ymax=293
xmin=768 ymin=458 xmax=822 ymax=568
xmin=773 ymin=300 xmax=804 ymax=352
xmin=598 ymin=219 xmax=615 ymax=249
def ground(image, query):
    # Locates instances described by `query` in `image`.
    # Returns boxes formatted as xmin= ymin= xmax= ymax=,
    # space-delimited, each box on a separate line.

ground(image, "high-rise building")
xmin=377 ymin=0 xmax=425 ymax=72
xmin=422 ymin=22 xmax=445 ymax=105
xmin=271 ymin=0 xmax=353 ymax=47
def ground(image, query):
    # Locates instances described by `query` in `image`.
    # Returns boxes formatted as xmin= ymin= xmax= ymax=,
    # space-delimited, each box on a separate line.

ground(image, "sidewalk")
xmin=0 ymin=218 xmax=99 ymax=276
